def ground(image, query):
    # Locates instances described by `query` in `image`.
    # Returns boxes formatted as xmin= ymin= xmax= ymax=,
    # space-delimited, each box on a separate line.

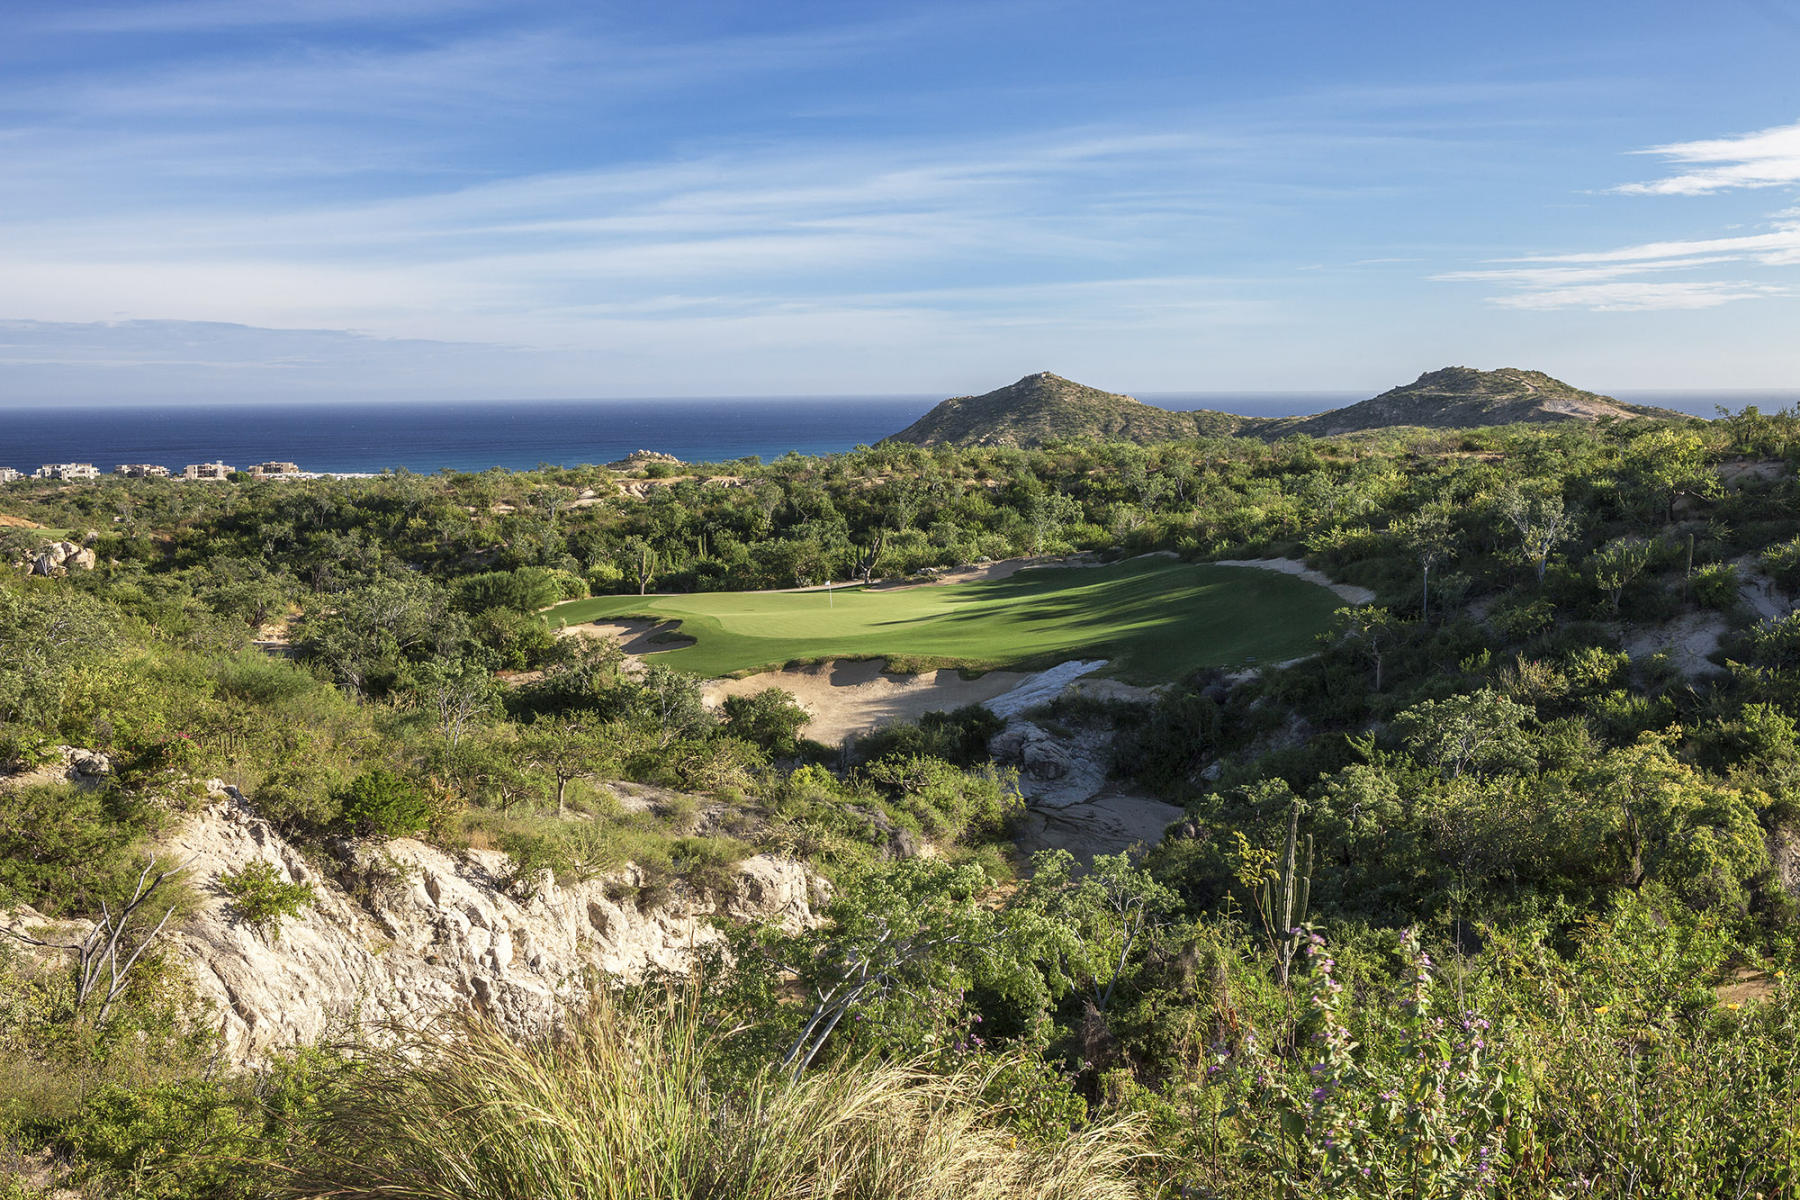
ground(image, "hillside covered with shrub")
xmin=6 ymin=405 xmax=1800 ymax=1196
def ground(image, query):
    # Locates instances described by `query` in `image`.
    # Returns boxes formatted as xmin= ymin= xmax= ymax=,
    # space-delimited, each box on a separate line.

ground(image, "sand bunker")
xmin=560 ymin=618 xmax=695 ymax=658
xmin=1212 ymin=557 xmax=1375 ymax=605
xmin=704 ymin=659 xmax=1034 ymax=746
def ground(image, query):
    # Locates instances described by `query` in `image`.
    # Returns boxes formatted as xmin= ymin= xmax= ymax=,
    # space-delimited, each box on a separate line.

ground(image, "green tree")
xmin=1396 ymin=503 xmax=1455 ymax=620
xmin=521 ymin=713 xmax=614 ymax=815
xmin=403 ymin=658 xmax=499 ymax=748
xmin=337 ymin=768 xmax=432 ymax=837
xmin=1497 ymin=486 xmax=1577 ymax=584
xmin=721 ymin=687 xmax=811 ymax=755
xmin=1391 ymin=689 xmax=1535 ymax=781
xmin=1589 ymin=536 xmax=1655 ymax=613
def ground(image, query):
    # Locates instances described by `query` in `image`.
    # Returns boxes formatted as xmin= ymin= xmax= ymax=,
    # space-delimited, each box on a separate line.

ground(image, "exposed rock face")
xmin=989 ymin=720 xmax=1182 ymax=861
xmin=26 ymin=541 xmax=96 ymax=576
xmin=16 ymin=782 xmax=827 ymax=1067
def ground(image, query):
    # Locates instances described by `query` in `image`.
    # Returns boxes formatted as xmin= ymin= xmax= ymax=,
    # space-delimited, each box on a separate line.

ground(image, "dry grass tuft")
xmin=280 ymin=987 xmax=1145 ymax=1200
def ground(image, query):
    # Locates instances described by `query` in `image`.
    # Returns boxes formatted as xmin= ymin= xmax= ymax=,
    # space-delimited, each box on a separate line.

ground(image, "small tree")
xmin=218 ymin=859 xmax=317 ymax=941
xmin=1 ymin=855 xmax=188 ymax=1027
xmin=1589 ymin=536 xmax=1655 ymax=613
xmin=405 ymin=658 xmax=499 ymax=748
xmin=1392 ymin=688 xmax=1535 ymax=781
xmin=1498 ymin=487 xmax=1578 ymax=584
xmin=1330 ymin=605 xmax=1396 ymax=692
xmin=1397 ymin=504 xmax=1455 ymax=620
xmin=522 ymin=713 xmax=613 ymax=815
xmin=338 ymin=767 xmax=432 ymax=837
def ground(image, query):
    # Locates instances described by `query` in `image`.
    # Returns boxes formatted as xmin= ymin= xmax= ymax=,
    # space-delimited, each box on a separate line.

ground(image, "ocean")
xmin=0 ymin=391 xmax=1787 ymax=476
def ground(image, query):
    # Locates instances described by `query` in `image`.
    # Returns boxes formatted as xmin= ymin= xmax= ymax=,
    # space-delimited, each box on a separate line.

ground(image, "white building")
xmin=34 ymin=462 xmax=100 ymax=481
xmin=115 ymin=463 xmax=172 ymax=478
xmin=183 ymin=461 xmax=236 ymax=480
xmin=0 ymin=468 xmax=21 ymax=483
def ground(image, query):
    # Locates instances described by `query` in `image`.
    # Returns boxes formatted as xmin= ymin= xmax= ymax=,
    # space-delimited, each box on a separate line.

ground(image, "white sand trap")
xmin=984 ymin=660 xmax=1107 ymax=719
xmin=559 ymin=619 xmax=695 ymax=657
xmin=705 ymin=659 xmax=1034 ymax=746
xmin=1212 ymin=557 xmax=1376 ymax=605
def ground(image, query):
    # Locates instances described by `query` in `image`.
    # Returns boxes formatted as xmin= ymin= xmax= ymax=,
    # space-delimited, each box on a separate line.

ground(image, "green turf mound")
xmin=544 ymin=558 xmax=1345 ymax=683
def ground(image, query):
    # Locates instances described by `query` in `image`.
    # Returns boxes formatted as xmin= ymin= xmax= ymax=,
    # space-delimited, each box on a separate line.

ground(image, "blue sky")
xmin=2 ymin=0 xmax=1799 ymax=402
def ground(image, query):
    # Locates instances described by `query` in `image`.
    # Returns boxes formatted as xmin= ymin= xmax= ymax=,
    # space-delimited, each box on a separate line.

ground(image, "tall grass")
xmin=280 ymin=987 xmax=1146 ymax=1200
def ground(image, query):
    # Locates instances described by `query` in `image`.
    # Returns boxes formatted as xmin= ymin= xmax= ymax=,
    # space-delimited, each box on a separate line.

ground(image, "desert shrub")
xmin=721 ymin=687 xmax=811 ymax=755
xmin=216 ymin=860 xmax=316 ymax=940
xmin=1691 ymin=560 xmax=1740 ymax=610
xmin=251 ymin=763 xmax=343 ymax=832
xmin=1221 ymin=932 xmax=1515 ymax=1198
xmin=452 ymin=567 xmax=566 ymax=614
xmin=336 ymin=768 xmax=431 ymax=838
xmin=861 ymin=755 xmax=1019 ymax=845
xmin=855 ymin=705 xmax=1007 ymax=768
xmin=205 ymin=650 xmax=317 ymax=706
xmin=0 ymin=783 xmax=163 ymax=917
xmin=280 ymin=986 xmax=1145 ymax=1200
xmin=472 ymin=607 xmax=561 ymax=670
xmin=668 ymin=836 xmax=750 ymax=897
xmin=1109 ymin=691 xmax=1220 ymax=792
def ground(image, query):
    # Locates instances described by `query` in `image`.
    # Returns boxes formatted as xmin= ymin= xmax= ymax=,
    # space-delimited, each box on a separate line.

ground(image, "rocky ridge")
xmin=884 ymin=367 xmax=1683 ymax=449
xmin=3 ymin=775 xmax=826 ymax=1067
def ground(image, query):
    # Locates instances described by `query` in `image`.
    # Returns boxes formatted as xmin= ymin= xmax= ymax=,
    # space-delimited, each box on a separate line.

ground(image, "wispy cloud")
xmin=1487 ymin=280 xmax=1788 ymax=311
xmin=1440 ymin=119 xmax=1800 ymax=311
xmin=1616 ymin=119 xmax=1800 ymax=196
xmin=28 ymin=0 xmax=498 ymax=35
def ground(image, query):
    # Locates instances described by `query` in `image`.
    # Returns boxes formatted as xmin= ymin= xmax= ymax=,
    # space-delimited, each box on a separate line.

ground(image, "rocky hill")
xmin=884 ymin=367 xmax=1682 ymax=448
xmin=1267 ymin=366 xmax=1680 ymax=438
xmin=885 ymin=372 xmax=1217 ymax=448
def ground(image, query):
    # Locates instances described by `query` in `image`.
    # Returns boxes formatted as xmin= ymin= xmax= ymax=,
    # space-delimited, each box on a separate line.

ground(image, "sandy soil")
xmin=1623 ymin=610 xmax=1729 ymax=680
xmin=704 ymin=659 xmax=1033 ymax=745
xmin=0 ymin=514 xmax=43 ymax=529
xmin=1013 ymin=791 xmax=1185 ymax=860
xmin=1212 ymin=557 xmax=1376 ymax=605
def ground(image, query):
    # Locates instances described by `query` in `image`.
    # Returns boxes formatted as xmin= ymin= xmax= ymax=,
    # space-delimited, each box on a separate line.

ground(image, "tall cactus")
xmin=1261 ymin=800 xmax=1314 ymax=986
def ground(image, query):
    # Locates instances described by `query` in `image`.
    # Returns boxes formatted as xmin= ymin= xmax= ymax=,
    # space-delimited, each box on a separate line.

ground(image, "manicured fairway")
xmin=543 ymin=558 xmax=1344 ymax=683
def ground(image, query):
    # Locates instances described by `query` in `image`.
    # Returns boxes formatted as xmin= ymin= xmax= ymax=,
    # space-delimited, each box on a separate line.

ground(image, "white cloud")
xmin=1616 ymin=119 xmax=1800 ymax=195
xmin=1487 ymin=281 xmax=1787 ymax=311
xmin=1440 ymin=120 xmax=1800 ymax=311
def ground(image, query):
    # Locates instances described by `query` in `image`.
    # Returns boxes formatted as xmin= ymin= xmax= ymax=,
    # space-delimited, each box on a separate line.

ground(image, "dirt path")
xmin=1212 ymin=557 xmax=1375 ymax=605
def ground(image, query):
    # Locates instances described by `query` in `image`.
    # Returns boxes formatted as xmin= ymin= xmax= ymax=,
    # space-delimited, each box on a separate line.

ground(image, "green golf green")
xmin=543 ymin=558 xmax=1345 ymax=683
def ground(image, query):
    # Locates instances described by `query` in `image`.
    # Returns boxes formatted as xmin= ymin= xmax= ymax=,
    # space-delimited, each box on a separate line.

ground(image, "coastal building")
xmin=182 ymin=461 xmax=236 ymax=480
xmin=114 ymin=463 xmax=172 ymax=478
xmin=0 ymin=468 xmax=20 ymax=483
xmin=34 ymin=462 xmax=100 ymax=481
xmin=248 ymin=461 xmax=302 ymax=478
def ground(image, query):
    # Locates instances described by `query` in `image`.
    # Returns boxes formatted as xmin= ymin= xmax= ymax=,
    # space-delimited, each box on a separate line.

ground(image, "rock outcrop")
xmin=989 ymin=720 xmax=1183 ymax=862
xmin=26 ymin=540 xmax=96 ymax=576
xmin=5 ymin=779 xmax=827 ymax=1067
